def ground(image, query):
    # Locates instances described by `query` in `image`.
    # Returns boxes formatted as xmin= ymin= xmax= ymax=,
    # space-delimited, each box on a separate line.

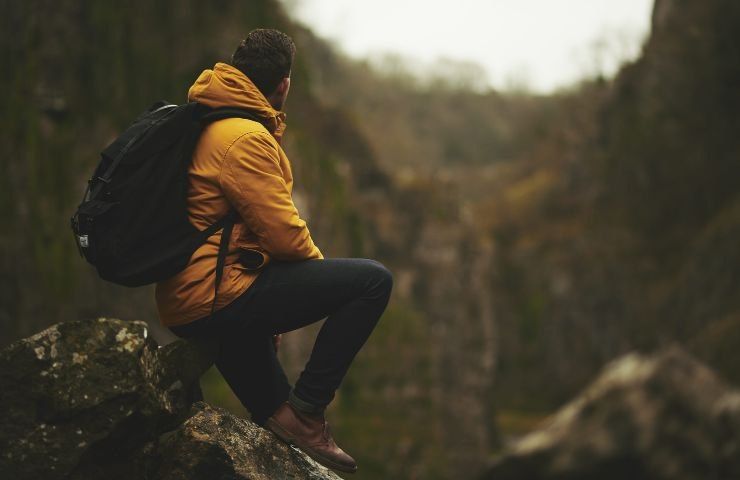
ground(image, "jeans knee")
xmin=366 ymin=259 xmax=393 ymax=296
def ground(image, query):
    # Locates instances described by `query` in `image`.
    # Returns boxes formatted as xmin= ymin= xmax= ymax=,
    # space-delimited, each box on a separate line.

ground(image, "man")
xmin=155 ymin=29 xmax=393 ymax=474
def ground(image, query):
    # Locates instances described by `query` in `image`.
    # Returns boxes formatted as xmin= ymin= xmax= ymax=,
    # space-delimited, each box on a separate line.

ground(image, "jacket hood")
xmin=187 ymin=62 xmax=287 ymax=139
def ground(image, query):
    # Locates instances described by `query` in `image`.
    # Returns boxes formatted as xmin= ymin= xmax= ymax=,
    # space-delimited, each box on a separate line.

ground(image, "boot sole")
xmin=265 ymin=418 xmax=358 ymax=474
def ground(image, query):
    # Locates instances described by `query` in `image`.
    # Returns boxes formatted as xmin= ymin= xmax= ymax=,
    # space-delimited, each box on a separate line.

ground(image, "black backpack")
xmin=71 ymin=100 xmax=262 ymax=301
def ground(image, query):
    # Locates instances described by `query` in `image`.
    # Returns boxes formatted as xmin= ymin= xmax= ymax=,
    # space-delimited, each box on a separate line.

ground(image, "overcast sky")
xmin=283 ymin=0 xmax=655 ymax=93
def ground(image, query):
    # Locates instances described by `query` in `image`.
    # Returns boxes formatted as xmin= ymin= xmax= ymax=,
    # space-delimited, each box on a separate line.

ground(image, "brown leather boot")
xmin=265 ymin=401 xmax=358 ymax=474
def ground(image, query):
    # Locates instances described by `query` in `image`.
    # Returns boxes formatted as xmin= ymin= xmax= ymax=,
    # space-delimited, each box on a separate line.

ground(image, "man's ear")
xmin=267 ymin=77 xmax=291 ymax=110
xmin=276 ymin=77 xmax=290 ymax=96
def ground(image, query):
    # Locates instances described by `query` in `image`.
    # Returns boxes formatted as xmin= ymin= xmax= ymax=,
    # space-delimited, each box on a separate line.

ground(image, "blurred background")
xmin=1 ymin=0 xmax=739 ymax=478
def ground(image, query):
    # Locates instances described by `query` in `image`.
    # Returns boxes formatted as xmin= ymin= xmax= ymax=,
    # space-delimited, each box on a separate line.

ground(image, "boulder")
xmin=153 ymin=402 xmax=341 ymax=480
xmin=480 ymin=345 xmax=740 ymax=480
xmin=0 ymin=318 xmax=342 ymax=479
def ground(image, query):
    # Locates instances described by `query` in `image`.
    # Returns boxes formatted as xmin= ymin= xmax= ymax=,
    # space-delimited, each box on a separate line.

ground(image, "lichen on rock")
xmin=0 ymin=318 xmax=344 ymax=480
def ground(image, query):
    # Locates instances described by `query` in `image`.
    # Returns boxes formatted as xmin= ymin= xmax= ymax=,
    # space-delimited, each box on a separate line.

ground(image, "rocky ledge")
xmin=0 ymin=318 xmax=343 ymax=480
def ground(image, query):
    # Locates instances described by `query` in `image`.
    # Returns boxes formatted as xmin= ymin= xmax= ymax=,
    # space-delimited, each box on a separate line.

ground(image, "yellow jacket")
xmin=155 ymin=62 xmax=323 ymax=327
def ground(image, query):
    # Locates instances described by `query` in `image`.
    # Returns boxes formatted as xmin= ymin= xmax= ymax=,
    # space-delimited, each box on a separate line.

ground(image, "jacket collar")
xmin=187 ymin=62 xmax=287 ymax=141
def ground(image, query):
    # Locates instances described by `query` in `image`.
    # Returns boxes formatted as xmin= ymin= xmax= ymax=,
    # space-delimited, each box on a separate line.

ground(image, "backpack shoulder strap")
xmin=208 ymin=210 xmax=238 ymax=322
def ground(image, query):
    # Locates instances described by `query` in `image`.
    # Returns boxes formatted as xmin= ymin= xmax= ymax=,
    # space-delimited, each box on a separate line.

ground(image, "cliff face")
xmin=599 ymin=0 xmax=740 ymax=345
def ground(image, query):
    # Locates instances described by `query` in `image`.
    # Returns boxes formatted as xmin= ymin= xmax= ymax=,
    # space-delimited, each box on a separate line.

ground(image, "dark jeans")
xmin=169 ymin=257 xmax=393 ymax=425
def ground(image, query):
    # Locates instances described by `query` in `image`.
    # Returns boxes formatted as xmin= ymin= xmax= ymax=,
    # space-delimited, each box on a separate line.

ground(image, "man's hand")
xmin=272 ymin=334 xmax=282 ymax=353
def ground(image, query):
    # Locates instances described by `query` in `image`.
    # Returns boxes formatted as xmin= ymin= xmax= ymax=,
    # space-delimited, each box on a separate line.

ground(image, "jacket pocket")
xmin=236 ymin=246 xmax=269 ymax=271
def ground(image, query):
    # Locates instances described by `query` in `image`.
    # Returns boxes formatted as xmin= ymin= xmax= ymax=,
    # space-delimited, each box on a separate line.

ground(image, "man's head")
xmin=231 ymin=29 xmax=295 ymax=111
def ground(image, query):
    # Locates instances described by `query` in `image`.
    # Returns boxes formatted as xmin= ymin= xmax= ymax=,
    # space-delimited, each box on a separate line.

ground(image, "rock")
xmin=153 ymin=402 xmax=343 ymax=480
xmin=480 ymin=345 xmax=740 ymax=480
xmin=0 ymin=318 xmax=343 ymax=480
xmin=0 ymin=318 xmax=184 ymax=479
